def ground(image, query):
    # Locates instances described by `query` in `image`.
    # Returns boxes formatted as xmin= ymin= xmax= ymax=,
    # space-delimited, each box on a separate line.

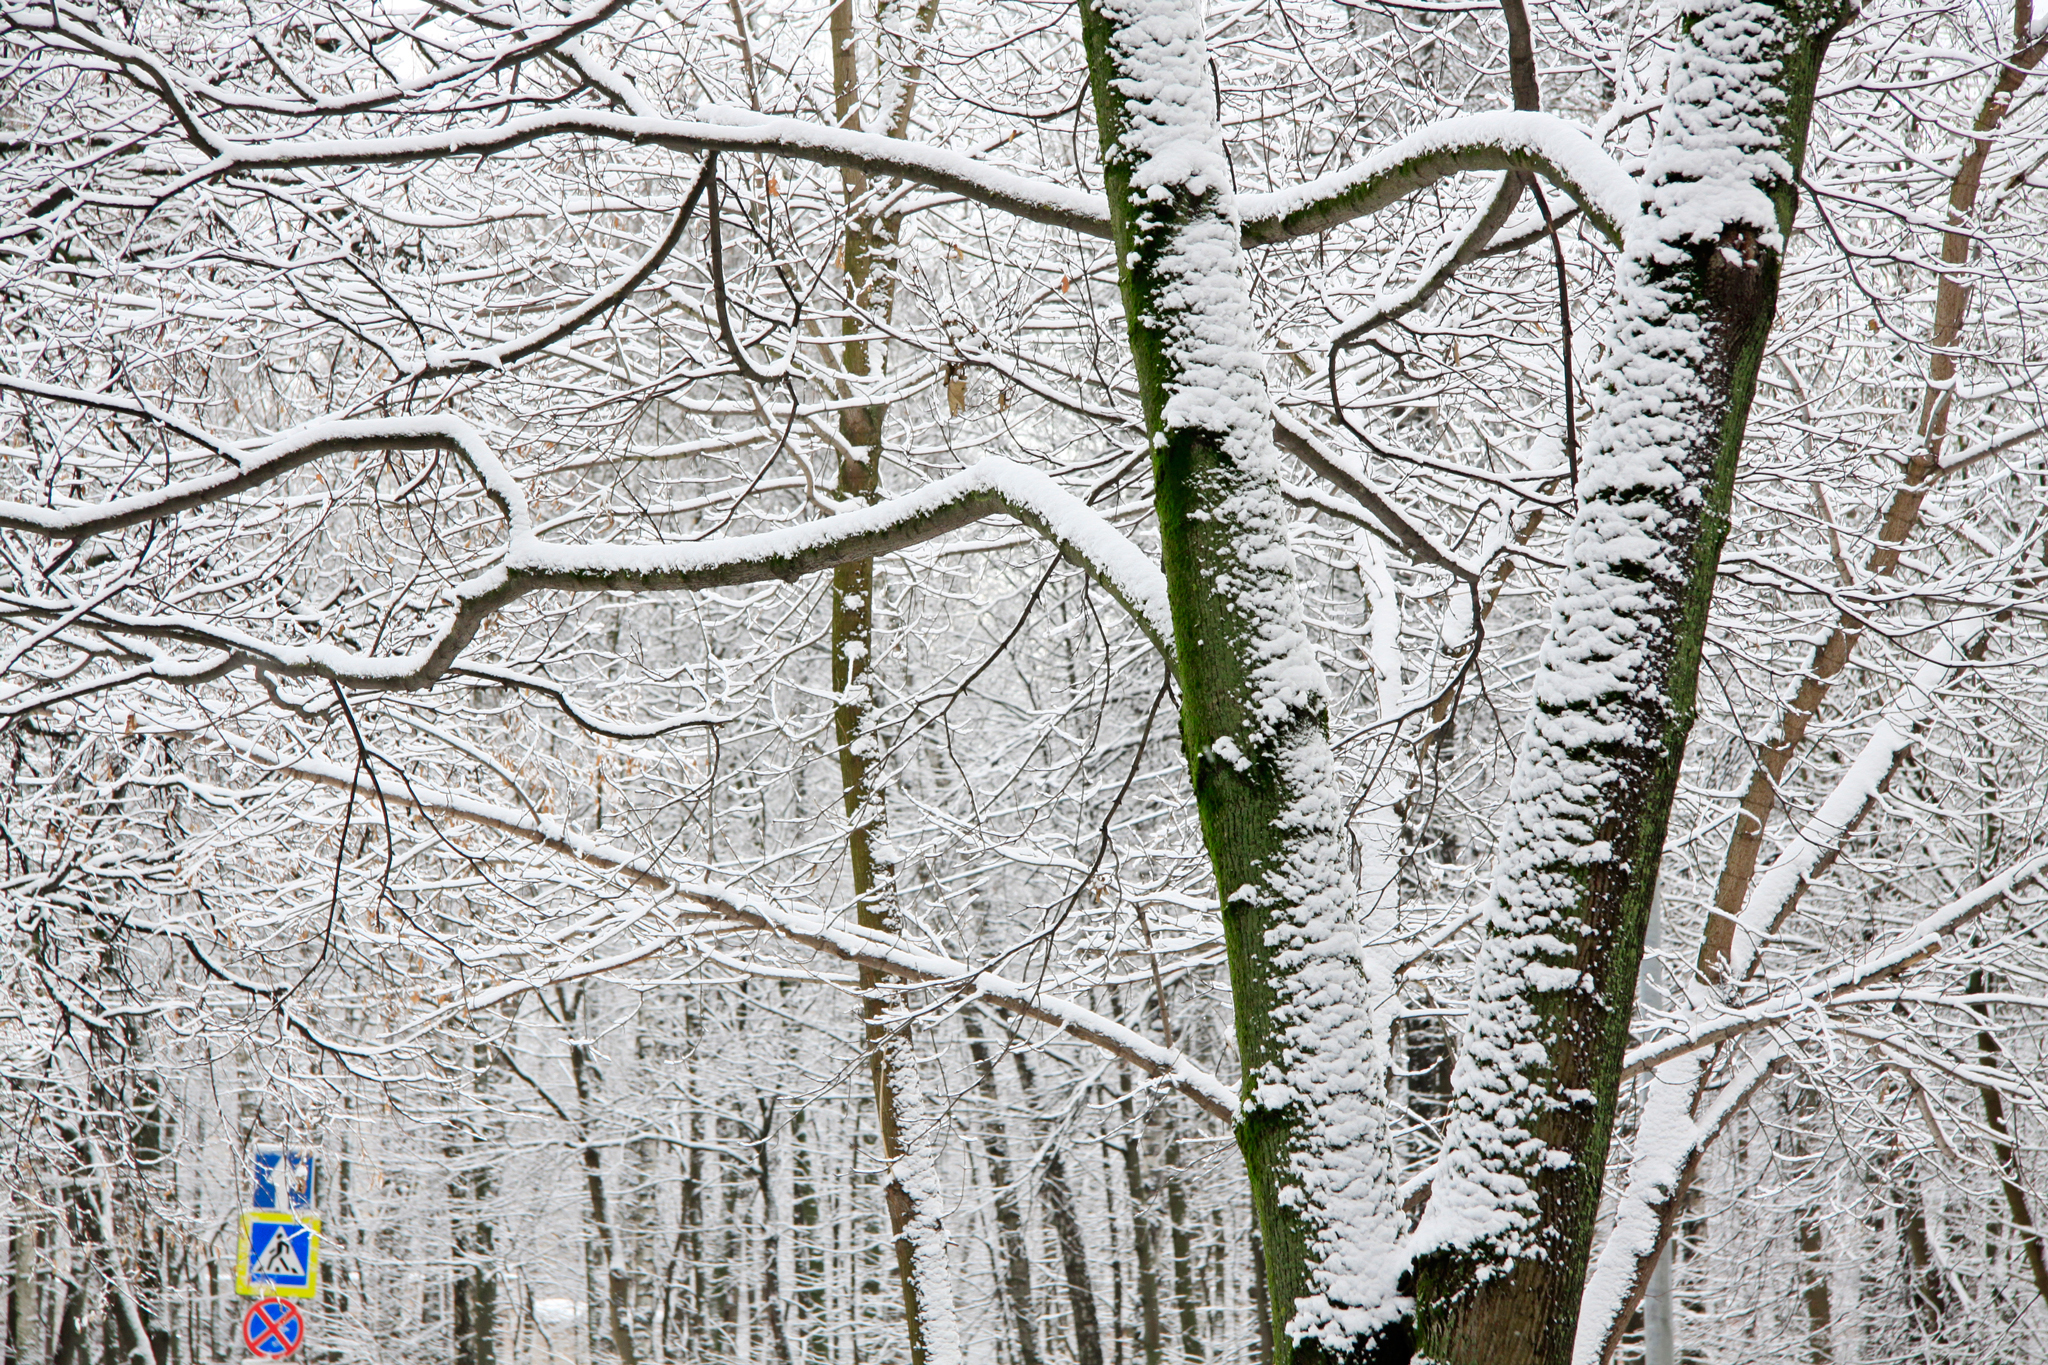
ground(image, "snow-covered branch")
xmin=1237 ymin=112 xmax=1638 ymax=248
xmin=212 ymin=732 xmax=1237 ymax=1119
xmin=0 ymin=409 xmax=1174 ymax=687
xmin=1622 ymin=846 xmax=2048 ymax=1077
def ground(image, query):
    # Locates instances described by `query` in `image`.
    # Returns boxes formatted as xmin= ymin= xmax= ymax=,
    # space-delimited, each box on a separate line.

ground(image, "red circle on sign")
xmin=242 ymin=1298 xmax=304 ymax=1358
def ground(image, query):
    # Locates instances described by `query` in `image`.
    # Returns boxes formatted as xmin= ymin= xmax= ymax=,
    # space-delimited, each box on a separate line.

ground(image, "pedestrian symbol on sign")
xmin=236 ymin=1212 xmax=321 ymax=1298
xmin=252 ymin=1227 xmax=306 ymax=1278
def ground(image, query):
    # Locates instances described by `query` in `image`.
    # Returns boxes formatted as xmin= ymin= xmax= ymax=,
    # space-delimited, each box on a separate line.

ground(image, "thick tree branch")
xmin=0 ymin=411 xmax=1175 ymax=688
xmin=1237 ymin=112 xmax=1634 ymax=247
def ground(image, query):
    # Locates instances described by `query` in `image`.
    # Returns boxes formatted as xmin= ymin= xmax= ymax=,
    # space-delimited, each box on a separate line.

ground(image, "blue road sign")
xmin=252 ymin=1148 xmax=316 ymax=1212
xmin=242 ymin=1298 xmax=304 ymax=1357
xmin=236 ymin=1212 xmax=321 ymax=1298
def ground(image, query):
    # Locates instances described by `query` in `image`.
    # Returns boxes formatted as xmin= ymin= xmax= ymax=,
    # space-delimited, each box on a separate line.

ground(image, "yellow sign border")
xmin=235 ymin=1211 xmax=321 ymax=1299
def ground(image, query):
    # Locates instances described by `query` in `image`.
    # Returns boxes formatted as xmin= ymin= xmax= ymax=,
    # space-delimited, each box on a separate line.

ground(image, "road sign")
xmin=235 ymin=1212 xmax=321 ymax=1298
xmin=252 ymin=1148 xmax=316 ymax=1212
xmin=242 ymin=1298 xmax=304 ymax=1358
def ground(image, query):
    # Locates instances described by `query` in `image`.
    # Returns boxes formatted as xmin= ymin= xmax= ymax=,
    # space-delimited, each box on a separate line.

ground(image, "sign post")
xmin=235 ymin=1144 xmax=322 ymax=1352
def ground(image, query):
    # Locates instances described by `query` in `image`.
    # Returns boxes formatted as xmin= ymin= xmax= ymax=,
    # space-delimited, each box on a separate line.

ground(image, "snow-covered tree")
xmin=3 ymin=0 xmax=2046 ymax=1362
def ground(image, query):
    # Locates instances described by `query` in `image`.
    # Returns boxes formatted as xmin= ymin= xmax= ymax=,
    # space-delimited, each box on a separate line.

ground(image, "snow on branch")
xmin=1236 ymin=112 xmax=1639 ymax=248
xmin=0 ymin=406 xmax=1174 ymax=686
xmin=166 ymin=106 xmax=1116 ymax=240
xmin=143 ymin=79 xmax=1638 ymax=257
xmin=1620 ymin=844 xmax=2048 ymax=1078
xmin=14 ymin=0 xmax=637 ymax=124
xmin=1570 ymin=1050 xmax=1782 ymax=1365
xmin=213 ymin=733 xmax=1237 ymax=1120
xmin=1719 ymin=647 xmax=1956 ymax=983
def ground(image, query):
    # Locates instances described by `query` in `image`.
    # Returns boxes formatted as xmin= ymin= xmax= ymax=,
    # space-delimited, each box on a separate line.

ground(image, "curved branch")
xmin=157 ymin=101 xmax=1635 ymax=253
xmin=168 ymin=106 xmax=1116 ymax=239
xmin=1238 ymin=112 xmax=1636 ymax=248
xmin=0 ymin=410 xmax=1174 ymax=687
xmin=416 ymin=157 xmax=717 ymax=379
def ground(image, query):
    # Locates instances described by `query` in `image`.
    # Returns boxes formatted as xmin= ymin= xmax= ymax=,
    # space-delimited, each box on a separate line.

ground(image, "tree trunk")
xmin=1075 ymin=4 xmax=1406 ymax=1362
xmin=962 ymin=1013 xmax=1042 ymax=1365
xmin=1410 ymin=1 xmax=1847 ymax=1360
xmin=1013 ymin=1050 xmax=1106 ymax=1365
xmin=1249 ymin=1231 xmax=1274 ymax=1365
xmin=1165 ymin=1149 xmax=1205 ymax=1365
xmin=823 ymin=0 xmax=957 ymax=1357
xmin=452 ymin=1043 xmax=500 ymax=1365
xmin=563 ymin=991 xmax=641 ymax=1365
xmin=1967 ymin=972 xmax=2048 ymax=1304
xmin=7 ymin=1201 xmax=40 ymax=1365
xmin=1116 ymin=1075 xmax=1164 ymax=1365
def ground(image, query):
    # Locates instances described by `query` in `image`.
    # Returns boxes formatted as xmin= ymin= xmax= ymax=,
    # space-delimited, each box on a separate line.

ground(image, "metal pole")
xmin=1640 ymin=892 xmax=1675 ymax=1365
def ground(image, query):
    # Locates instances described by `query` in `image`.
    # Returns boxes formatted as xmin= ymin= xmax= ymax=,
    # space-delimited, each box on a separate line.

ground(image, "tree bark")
xmin=1967 ymin=972 xmax=2048 ymax=1304
xmin=1075 ymin=3 xmax=1406 ymax=1361
xmin=5 ymin=1203 xmax=37 ymax=1365
xmin=1116 ymin=1075 xmax=1164 ymax=1365
xmin=1410 ymin=2 xmax=1847 ymax=1361
xmin=1165 ymin=1146 xmax=1205 ymax=1364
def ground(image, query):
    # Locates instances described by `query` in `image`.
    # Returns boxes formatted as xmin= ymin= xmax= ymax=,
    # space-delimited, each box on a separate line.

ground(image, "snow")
xmin=167 ymin=81 xmax=1651 ymax=257
xmin=188 ymin=106 xmax=1115 ymax=239
xmin=1724 ymin=647 xmax=1953 ymax=981
xmin=1571 ymin=1052 xmax=1777 ymax=1365
xmin=1622 ymin=843 xmax=2048 ymax=1079
xmin=1091 ymin=0 xmax=1408 ymax=1343
xmin=1238 ymin=111 xmax=1643 ymax=247
xmin=878 ymin=1026 xmax=963 ymax=1365
xmin=216 ymin=726 xmax=1241 ymax=1115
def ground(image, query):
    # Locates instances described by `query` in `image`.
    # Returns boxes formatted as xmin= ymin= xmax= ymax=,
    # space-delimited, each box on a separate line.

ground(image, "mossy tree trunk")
xmin=1408 ymin=3 xmax=1847 ymax=1363
xmin=1075 ymin=3 xmax=1405 ymax=1364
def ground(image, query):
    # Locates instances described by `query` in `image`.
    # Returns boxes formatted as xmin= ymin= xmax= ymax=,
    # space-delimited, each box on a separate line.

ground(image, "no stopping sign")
xmin=242 ymin=1298 xmax=304 ymax=1358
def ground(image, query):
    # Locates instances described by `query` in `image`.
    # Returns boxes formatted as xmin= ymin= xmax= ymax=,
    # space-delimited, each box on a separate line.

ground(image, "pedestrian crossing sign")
xmin=236 ymin=1212 xmax=321 ymax=1298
